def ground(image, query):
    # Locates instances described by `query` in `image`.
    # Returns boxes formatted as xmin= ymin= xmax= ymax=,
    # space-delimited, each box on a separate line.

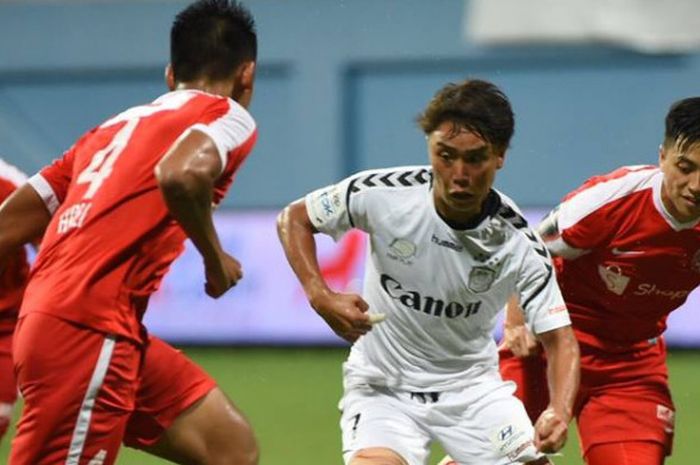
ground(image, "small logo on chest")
xmin=468 ymin=266 xmax=496 ymax=293
xmin=387 ymin=238 xmax=417 ymax=264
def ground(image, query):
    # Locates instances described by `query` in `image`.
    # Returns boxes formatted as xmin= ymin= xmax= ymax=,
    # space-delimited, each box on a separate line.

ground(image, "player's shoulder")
xmin=558 ymin=165 xmax=658 ymax=227
xmin=0 ymin=158 xmax=28 ymax=187
xmin=564 ymin=165 xmax=658 ymax=203
xmin=493 ymin=190 xmax=529 ymax=230
xmin=100 ymin=90 xmax=255 ymax=129
xmin=347 ymin=165 xmax=431 ymax=197
xmin=493 ymin=190 xmax=551 ymax=264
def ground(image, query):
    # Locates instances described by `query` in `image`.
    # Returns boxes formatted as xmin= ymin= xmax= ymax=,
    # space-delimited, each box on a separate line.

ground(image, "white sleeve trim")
xmin=188 ymin=124 xmax=228 ymax=175
xmin=28 ymin=173 xmax=60 ymax=215
xmin=0 ymin=159 xmax=28 ymax=187
xmin=189 ymin=101 xmax=256 ymax=176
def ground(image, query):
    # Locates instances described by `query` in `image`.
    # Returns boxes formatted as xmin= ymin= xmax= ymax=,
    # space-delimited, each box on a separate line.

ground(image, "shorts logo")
xmin=657 ymin=405 xmax=675 ymax=433
xmin=88 ymin=450 xmax=107 ymax=465
xmin=498 ymin=425 xmax=513 ymax=441
xmin=468 ymin=266 xmax=496 ymax=293
xmin=598 ymin=264 xmax=630 ymax=295
xmin=692 ymin=249 xmax=700 ymax=273
xmin=387 ymin=238 xmax=417 ymax=264
xmin=491 ymin=422 xmax=531 ymax=460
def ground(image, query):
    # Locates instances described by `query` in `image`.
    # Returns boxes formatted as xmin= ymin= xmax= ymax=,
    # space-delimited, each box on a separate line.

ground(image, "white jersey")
xmin=306 ymin=165 xmax=570 ymax=391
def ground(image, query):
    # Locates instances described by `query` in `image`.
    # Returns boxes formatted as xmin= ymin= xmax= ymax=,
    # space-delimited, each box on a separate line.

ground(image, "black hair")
xmin=171 ymin=0 xmax=257 ymax=83
xmin=417 ymin=79 xmax=514 ymax=153
xmin=664 ymin=97 xmax=700 ymax=153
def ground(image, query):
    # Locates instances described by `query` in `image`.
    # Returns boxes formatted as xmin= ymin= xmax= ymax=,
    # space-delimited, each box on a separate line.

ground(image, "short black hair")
xmin=417 ymin=79 xmax=515 ymax=153
xmin=171 ymin=0 xmax=257 ymax=83
xmin=664 ymin=97 xmax=700 ymax=153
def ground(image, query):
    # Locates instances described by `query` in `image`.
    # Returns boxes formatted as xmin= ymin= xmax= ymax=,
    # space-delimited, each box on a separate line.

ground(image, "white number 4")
xmin=76 ymin=118 xmax=138 ymax=199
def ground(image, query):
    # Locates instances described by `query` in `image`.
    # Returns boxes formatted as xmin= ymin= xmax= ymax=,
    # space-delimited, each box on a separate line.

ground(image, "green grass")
xmin=1 ymin=348 xmax=698 ymax=465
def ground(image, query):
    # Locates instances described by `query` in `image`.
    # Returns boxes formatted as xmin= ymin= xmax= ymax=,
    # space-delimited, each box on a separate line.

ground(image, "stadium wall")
xmin=2 ymin=0 xmax=700 ymax=208
xmin=1 ymin=0 xmax=698 ymax=346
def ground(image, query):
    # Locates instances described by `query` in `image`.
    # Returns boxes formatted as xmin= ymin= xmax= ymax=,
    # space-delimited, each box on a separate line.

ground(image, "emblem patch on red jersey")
xmin=597 ymin=264 xmax=631 ymax=295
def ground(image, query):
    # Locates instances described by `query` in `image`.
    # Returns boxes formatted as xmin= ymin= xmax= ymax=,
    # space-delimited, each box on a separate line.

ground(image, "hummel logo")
xmin=611 ymin=247 xmax=644 ymax=256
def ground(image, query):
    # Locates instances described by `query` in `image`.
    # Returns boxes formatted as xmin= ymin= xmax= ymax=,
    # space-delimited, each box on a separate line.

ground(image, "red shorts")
xmin=0 ymin=328 xmax=17 ymax=405
xmin=499 ymin=338 xmax=674 ymax=457
xmin=123 ymin=335 xmax=216 ymax=449
xmin=11 ymin=313 xmax=140 ymax=465
xmin=10 ymin=313 xmax=217 ymax=464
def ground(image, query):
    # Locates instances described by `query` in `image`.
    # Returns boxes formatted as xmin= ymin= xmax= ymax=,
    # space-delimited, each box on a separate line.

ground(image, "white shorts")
xmin=339 ymin=380 xmax=542 ymax=465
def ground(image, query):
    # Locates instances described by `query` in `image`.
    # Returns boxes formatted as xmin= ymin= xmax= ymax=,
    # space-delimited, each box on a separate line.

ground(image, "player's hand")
xmin=503 ymin=323 xmax=540 ymax=358
xmin=534 ymin=407 xmax=568 ymax=453
xmin=204 ymin=252 xmax=243 ymax=298
xmin=310 ymin=291 xmax=372 ymax=343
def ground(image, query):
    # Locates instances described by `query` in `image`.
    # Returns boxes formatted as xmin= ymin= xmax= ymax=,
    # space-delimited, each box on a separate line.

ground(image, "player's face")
xmin=660 ymin=142 xmax=700 ymax=222
xmin=428 ymin=121 xmax=504 ymax=225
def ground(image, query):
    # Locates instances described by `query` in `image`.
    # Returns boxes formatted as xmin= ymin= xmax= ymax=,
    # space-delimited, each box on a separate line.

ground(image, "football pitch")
xmin=1 ymin=348 xmax=698 ymax=465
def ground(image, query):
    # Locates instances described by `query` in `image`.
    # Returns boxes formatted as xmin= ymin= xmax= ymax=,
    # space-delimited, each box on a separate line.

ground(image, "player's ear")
xmin=165 ymin=64 xmax=176 ymax=91
xmin=496 ymin=150 xmax=506 ymax=169
xmin=658 ymin=144 xmax=666 ymax=164
xmin=232 ymin=61 xmax=256 ymax=107
xmin=239 ymin=61 xmax=255 ymax=89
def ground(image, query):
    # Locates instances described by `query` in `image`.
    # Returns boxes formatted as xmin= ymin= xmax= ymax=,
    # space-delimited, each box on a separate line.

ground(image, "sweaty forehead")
xmin=431 ymin=121 xmax=487 ymax=146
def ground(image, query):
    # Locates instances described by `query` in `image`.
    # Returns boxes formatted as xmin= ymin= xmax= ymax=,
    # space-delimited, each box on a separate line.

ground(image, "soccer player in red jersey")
xmin=498 ymin=97 xmax=700 ymax=465
xmin=0 ymin=1 xmax=260 ymax=464
xmin=0 ymin=160 xmax=31 ymax=447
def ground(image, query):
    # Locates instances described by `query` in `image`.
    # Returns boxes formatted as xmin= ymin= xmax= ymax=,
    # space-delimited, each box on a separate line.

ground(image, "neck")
xmin=174 ymin=80 xmax=234 ymax=99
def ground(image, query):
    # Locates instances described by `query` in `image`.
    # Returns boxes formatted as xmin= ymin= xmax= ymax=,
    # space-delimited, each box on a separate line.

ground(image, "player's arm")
xmin=502 ymin=295 xmax=540 ymax=357
xmin=155 ymin=129 xmax=240 ymax=298
xmin=276 ymin=199 xmax=371 ymax=343
xmin=0 ymin=184 xmax=51 ymax=263
xmin=534 ymin=324 xmax=579 ymax=453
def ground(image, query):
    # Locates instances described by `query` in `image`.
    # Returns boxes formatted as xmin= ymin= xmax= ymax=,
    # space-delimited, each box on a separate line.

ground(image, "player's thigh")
xmin=141 ymin=388 xmax=258 ymax=465
xmin=11 ymin=313 xmax=140 ymax=465
xmin=584 ymin=441 xmax=666 ymax=465
xmin=435 ymin=381 xmax=543 ymax=465
xmin=0 ymin=330 xmax=16 ymax=440
xmin=577 ymin=386 xmax=674 ymax=457
xmin=124 ymin=336 xmax=217 ymax=450
xmin=0 ymin=329 xmax=17 ymax=405
xmin=498 ymin=348 xmax=549 ymax=424
xmin=125 ymin=337 xmax=256 ymax=464
xmin=340 ymin=384 xmax=430 ymax=465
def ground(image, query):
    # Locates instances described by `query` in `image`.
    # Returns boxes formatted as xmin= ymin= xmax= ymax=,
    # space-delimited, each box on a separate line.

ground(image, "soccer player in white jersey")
xmin=277 ymin=79 xmax=580 ymax=465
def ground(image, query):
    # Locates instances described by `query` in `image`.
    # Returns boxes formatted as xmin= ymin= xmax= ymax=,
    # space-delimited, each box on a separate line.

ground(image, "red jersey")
xmin=541 ymin=165 xmax=700 ymax=350
xmin=22 ymin=90 xmax=257 ymax=343
xmin=0 ymin=159 xmax=30 ymax=332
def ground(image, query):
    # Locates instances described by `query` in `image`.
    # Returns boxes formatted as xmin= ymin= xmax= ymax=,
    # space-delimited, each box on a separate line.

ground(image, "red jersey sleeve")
xmin=27 ymin=141 xmax=82 ymax=214
xmin=539 ymin=165 xmax=658 ymax=257
xmin=181 ymin=98 xmax=257 ymax=205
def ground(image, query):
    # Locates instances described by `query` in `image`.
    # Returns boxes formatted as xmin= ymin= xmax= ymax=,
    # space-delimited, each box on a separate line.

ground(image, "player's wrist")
xmin=306 ymin=283 xmax=333 ymax=310
xmin=544 ymin=404 xmax=571 ymax=424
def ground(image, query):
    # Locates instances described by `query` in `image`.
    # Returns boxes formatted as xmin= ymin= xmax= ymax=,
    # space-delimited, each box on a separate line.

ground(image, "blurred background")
xmin=0 ymin=0 xmax=698 ymax=464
